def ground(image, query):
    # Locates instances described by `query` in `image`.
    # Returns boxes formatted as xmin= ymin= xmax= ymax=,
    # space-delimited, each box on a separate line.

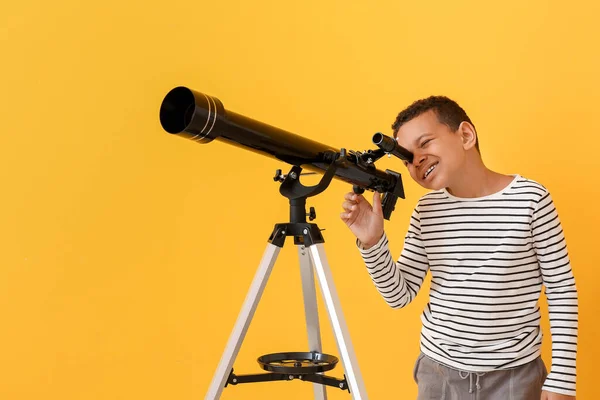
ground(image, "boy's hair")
xmin=391 ymin=96 xmax=480 ymax=153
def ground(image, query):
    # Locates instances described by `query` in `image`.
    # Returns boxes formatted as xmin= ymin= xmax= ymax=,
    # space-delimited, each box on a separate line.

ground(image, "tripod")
xmin=205 ymin=165 xmax=368 ymax=399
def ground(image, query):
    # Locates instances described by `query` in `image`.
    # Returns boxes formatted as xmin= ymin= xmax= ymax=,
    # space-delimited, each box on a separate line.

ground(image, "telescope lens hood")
xmin=159 ymin=86 xmax=225 ymax=143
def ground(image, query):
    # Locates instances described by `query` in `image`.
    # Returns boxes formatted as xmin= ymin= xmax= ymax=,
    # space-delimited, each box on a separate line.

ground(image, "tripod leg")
xmin=308 ymin=243 xmax=368 ymax=399
xmin=298 ymin=245 xmax=327 ymax=400
xmin=205 ymin=243 xmax=282 ymax=400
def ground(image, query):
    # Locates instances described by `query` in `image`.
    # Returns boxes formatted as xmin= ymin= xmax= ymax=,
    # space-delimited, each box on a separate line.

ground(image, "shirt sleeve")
xmin=532 ymin=190 xmax=579 ymax=397
xmin=356 ymin=203 xmax=429 ymax=308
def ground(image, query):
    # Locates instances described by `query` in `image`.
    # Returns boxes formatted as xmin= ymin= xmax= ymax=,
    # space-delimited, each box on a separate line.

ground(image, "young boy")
xmin=340 ymin=97 xmax=578 ymax=400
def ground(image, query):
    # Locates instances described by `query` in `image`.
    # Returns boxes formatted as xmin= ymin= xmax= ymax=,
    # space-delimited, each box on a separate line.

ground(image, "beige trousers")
xmin=413 ymin=353 xmax=548 ymax=400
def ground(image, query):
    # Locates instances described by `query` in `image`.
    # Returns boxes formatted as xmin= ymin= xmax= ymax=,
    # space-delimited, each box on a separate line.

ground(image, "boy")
xmin=340 ymin=97 xmax=578 ymax=399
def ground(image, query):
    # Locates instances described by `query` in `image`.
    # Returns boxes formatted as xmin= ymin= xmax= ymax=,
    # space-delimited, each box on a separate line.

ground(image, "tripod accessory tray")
xmin=258 ymin=351 xmax=338 ymax=374
xmin=225 ymin=351 xmax=349 ymax=392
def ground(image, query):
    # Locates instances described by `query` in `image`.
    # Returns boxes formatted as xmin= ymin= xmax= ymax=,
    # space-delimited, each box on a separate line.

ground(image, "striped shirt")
xmin=358 ymin=175 xmax=578 ymax=396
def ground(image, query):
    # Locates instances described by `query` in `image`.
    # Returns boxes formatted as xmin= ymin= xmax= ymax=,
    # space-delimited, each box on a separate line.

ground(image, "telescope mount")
xmin=205 ymin=159 xmax=369 ymax=399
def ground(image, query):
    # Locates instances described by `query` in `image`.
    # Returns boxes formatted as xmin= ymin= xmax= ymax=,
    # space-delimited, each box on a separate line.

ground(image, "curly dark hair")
xmin=391 ymin=96 xmax=480 ymax=152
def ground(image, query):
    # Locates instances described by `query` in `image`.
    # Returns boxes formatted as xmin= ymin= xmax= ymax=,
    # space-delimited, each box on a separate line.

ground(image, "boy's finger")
xmin=341 ymin=201 xmax=356 ymax=211
xmin=344 ymin=192 xmax=360 ymax=201
xmin=340 ymin=212 xmax=353 ymax=220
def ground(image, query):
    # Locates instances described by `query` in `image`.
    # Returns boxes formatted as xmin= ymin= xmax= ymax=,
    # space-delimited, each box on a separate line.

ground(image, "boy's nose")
xmin=413 ymin=154 xmax=426 ymax=167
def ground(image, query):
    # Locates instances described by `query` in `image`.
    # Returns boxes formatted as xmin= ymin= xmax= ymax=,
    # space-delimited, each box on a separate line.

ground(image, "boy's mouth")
xmin=423 ymin=162 xmax=438 ymax=180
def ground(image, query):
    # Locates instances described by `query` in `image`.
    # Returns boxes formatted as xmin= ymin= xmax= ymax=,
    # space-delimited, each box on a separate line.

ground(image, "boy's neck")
xmin=445 ymin=155 xmax=514 ymax=199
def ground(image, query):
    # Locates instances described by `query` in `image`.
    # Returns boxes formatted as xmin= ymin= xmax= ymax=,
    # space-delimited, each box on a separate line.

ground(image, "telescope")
xmin=159 ymin=86 xmax=412 ymax=220
xmin=158 ymin=86 xmax=415 ymax=399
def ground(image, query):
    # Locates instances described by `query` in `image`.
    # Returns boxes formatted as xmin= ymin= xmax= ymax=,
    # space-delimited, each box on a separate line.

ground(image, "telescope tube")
xmin=159 ymin=86 xmax=403 ymax=195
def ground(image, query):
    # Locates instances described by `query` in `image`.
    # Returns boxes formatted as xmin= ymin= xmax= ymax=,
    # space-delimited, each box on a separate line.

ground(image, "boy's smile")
xmin=422 ymin=161 xmax=438 ymax=180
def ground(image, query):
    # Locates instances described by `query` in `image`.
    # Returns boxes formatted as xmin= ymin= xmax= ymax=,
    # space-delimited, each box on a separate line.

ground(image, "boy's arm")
xmin=533 ymin=191 xmax=578 ymax=397
xmin=356 ymin=205 xmax=429 ymax=308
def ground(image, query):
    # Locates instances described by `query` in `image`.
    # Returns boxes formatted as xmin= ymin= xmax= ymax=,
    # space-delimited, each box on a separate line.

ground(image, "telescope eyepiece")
xmin=372 ymin=132 xmax=396 ymax=153
xmin=372 ymin=132 xmax=414 ymax=164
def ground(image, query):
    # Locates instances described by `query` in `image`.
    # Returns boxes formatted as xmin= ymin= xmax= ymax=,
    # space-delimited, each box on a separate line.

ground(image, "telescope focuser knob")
xmin=352 ymin=185 xmax=365 ymax=195
xmin=273 ymin=169 xmax=285 ymax=182
xmin=307 ymin=207 xmax=316 ymax=221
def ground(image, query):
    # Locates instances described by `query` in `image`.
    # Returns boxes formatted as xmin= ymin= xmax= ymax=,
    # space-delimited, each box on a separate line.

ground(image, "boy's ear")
xmin=458 ymin=121 xmax=477 ymax=151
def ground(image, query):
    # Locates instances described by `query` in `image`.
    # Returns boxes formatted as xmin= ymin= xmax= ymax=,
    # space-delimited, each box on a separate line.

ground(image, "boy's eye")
xmin=421 ymin=139 xmax=432 ymax=147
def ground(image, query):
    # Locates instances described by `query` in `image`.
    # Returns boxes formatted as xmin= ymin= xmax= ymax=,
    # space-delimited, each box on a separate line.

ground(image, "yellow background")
xmin=1 ymin=1 xmax=598 ymax=399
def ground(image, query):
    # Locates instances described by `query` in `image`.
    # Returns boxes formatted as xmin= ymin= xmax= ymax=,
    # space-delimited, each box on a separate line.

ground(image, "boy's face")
xmin=395 ymin=110 xmax=470 ymax=190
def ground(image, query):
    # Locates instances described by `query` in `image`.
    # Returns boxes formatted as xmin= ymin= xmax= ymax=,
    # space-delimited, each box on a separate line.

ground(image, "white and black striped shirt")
xmin=358 ymin=175 xmax=578 ymax=396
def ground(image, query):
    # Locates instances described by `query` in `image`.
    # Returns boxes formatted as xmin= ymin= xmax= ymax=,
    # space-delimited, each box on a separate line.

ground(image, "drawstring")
xmin=459 ymin=370 xmax=486 ymax=393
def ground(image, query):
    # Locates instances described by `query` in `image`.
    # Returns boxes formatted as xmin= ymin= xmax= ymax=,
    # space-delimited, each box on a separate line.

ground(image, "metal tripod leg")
xmin=308 ymin=243 xmax=368 ymax=399
xmin=298 ymin=245 xmax=327 ymax=400
xmin=205 ymin=243 xmax=281 ymax=400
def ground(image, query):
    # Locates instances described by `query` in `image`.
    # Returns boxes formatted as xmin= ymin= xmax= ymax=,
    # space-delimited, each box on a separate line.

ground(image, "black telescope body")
xmin=159 ymin=86 xmax=407 ymax=216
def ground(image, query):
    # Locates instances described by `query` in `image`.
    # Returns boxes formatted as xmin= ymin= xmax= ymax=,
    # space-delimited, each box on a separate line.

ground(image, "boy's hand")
xmin=541 ymin=390 xmax=575 ymax=400
xmin=340 ymin=191 xmax=384 ymax=249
